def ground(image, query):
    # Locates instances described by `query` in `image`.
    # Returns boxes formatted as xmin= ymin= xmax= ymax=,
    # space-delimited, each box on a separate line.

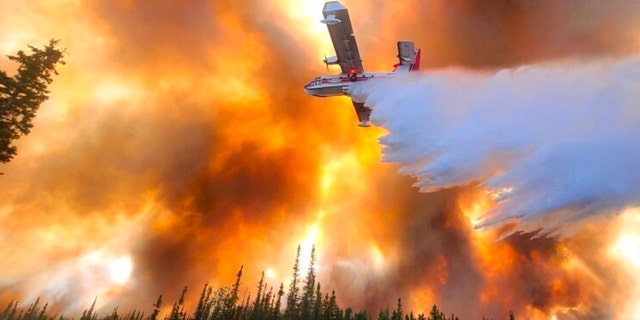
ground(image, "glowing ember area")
xmin=1 ymin=1 xmax=640 ymax=319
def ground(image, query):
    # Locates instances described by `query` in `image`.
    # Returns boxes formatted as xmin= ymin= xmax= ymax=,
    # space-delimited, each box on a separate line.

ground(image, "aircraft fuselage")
xmin=304 ymin=72 xmax=394 ymax=98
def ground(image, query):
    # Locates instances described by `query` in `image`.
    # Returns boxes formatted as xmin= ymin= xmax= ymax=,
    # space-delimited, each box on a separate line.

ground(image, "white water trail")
xmin=352 ymin=57 xmax=640 ymax=237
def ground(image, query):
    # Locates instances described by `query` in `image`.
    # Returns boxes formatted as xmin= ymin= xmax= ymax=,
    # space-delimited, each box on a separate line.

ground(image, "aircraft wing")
xmin=322 ymin=1 xmax=364 ymax=74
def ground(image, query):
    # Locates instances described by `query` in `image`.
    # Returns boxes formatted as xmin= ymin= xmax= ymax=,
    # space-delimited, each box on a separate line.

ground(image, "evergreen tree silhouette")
xmin=312 ymin=283 xmax=322 ymax=320
xmin=80 ymin=298 xmax=97 ymax=320
xmin=168 ymin=287 xmax=187 ymax=320
xmin=300 ymin=246 xmax=317 ymax=320
xmin=194 ymin=284 xmax=213 ymax=320
xmin=148 ymin=295 xmax=162 ymax=320
xmin=392 ymin=298 xmax=402 ymax=320
xmin=0 ymin=39 xmax=65 ymax=166
xmin=274 ymin=283 xmax=285 ymax=320
xmin=284 ymin=246 xmax=301 ymax=320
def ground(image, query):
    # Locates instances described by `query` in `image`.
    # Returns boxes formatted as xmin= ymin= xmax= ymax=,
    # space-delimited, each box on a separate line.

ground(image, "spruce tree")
xmin=392 ymin=298 xmax=402 ymax=320
xmin=343 ymin=307 xmax=352 ymax=320
xmin=1 ymin=300 xmax=18 ymax=320
xmin=322 ymin=290 xmax=339 ymax=320
xmin=427 ymin=305 xmax=442 ymax=320
xmin=194 ymin=284 xmax=213 ymax=320
xmin=274 ymin=283 xmax=285 ymax=320
xmin=284 ymin=246 xmax=301 ymax=320
xmin=148 ymin=295 xmax=162 ymax=320
xmin=0 ymin=39 xmax=65 ymax=165
xmin=210 ymin=287 xmax=229 ymax=320
xmin=107 ymin=307 xmax=119 ymax=320
xmin=250 ymin=271 xmax=266 ymax=320
xmin=300 ymin=246 xmax=317 ymax=320
xmin=223 ymin=266 xmax=244 ymax=320
xmin=312 ymin=283 xmax=322 ymax=320
xmin=168 ymin=287 xmax=188 ymax=320
xmin=80 ymin=298 xmax=97 ymax=320
xmin=378 ymin=306 xmax=390 ymax=320
xmin=353 ymin=310 xmax=368 ymax=320
xmin=260 ymin=286 xmax=274 ymax=319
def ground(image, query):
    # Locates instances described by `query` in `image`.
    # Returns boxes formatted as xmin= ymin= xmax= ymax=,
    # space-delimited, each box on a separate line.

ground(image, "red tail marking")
xmin=411 ymin=49 xmax=421 ymax=72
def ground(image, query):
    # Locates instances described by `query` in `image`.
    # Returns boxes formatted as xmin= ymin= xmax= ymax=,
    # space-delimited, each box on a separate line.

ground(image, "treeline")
xmin=0 ymin=246 xmax=512 ymax=320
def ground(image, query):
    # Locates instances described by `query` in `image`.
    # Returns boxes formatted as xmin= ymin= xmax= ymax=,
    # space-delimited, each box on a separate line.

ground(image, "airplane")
xmin=304 ymin=1 xmax=421 ymax=127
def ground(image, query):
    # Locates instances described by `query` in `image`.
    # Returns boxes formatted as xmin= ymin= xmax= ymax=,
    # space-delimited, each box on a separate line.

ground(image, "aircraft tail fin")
xmin=393 ymin=41 xmax=421 ymax=72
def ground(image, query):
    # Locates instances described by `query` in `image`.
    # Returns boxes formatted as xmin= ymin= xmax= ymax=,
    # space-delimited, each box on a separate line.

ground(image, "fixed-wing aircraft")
xmin=304 ymin=1 xmax=421 ymax=127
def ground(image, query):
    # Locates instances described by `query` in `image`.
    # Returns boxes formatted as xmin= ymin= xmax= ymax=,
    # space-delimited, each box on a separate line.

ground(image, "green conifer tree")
xmin=210 ymin=287 xmax=229 ymax=320
xmin=1 ymin=300 xmax=18 ymax=320
xmin=343 ymin=307 xmax=352 ymax=320
xmin=260 ymin=285 xmax=274 ymax=319
xmin=273 ymin=283 xmax=285 ymax=320
xmin=312 ymin=283 xmax=322 ymax=320
xmin=284 ymin=246 xmax=301 ymax=320
xmin=194 ymin=284 xmax=213 ymax=320
xmin=148 ymin=295 xmax=162 ymax=320
xmin=378 ymin=306 xmax=390 ymax=320
xmin=300 ymin=246 xmax=317 ymax=320
xmin=322 ymin=290 xmax=340 ymax=320
xmin=107 ymin=307 xmax=119 ymax=320
xmin=223 ymin=266 xmax=243 ymax=320
xmin=391 ymin=298 xmax=402 ymax=320
xmin=80 ymin=298 xmax=97 ymax=320
xmin=249 ymin=272 xmax=266 ymax=320
xmin=427 ymin=305 xmax=442 ymax=320
xmin=353 ymin=310 xmax=368 ymax=320
xmin=168 ymin=287 xmax=188 ymax=320
xmin=0 ymin=39 xmax=65 ymax=165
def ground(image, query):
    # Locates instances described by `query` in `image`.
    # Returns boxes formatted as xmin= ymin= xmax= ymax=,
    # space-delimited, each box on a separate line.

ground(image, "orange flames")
xmin=1 ymin=0 xmax=640 ymax=319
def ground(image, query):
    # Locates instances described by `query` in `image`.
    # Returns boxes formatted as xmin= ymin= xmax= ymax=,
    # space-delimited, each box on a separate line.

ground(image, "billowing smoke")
xmin=1 ymin=0 xmax=640 ymax=319
xmin=352 ymin=57 xmax=640 ymax=237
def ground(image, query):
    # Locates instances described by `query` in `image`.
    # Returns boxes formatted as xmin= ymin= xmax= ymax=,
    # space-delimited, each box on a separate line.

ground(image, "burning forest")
xmin=1 ymin=0 xmax=640 ymax=319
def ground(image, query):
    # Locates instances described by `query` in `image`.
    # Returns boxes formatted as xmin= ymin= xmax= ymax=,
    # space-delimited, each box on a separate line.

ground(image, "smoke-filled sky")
xmin=1 ymin=1 xmax=640 ymax=319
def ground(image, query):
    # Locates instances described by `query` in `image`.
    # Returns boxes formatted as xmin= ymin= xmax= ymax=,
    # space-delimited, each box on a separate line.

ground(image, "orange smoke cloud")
xmin=1 ymin=0 xmax=639 ymax=319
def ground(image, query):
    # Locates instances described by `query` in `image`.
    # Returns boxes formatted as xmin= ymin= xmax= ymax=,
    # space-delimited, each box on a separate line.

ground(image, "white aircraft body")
xmin=304 ymin=1 xmax=421 ymax=127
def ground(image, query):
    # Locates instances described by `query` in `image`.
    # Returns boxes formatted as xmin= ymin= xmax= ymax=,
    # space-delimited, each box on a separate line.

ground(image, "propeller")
xmin=323 ymin=53 xmax=329 ymax=71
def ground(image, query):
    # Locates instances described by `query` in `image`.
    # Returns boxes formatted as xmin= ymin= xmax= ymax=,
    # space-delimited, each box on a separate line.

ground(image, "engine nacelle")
xmin=323 ymin=56 xmax=339 ymax=65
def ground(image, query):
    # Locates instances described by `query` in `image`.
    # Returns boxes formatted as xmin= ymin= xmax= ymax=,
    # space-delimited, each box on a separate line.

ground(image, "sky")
xmin=1 ymin=1 xmax=640 ymax=319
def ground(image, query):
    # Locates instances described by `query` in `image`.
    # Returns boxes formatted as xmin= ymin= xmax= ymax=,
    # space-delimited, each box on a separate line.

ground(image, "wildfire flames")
xmin=1 ymin=1 xmax=639 ymax=319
